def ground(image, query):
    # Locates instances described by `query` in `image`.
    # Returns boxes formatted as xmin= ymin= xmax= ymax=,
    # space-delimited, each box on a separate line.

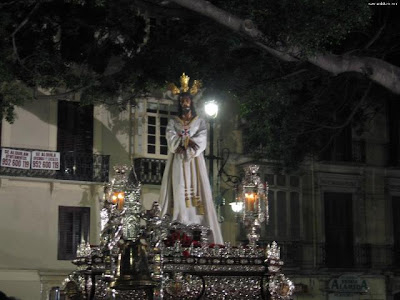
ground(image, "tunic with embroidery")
xmin=159 ymin=116 xmax=223 ymax=244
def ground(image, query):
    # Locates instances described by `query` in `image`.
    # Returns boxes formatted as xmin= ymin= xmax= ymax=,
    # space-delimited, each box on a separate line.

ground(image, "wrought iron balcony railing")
xmin=317 ymin=242 xmax=396 ymax=270
xmin=0 ymin=148 xmax=109 ymax=183
xmin=134 ymin=157 xmax=166 ymax=185
xmin=249 ymin=240 xmax=399 ymax=271
xmin=320 ymin=140 xmax=366 ymax=163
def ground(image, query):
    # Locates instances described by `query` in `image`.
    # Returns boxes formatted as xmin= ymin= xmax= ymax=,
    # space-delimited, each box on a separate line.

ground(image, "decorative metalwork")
xmin=234 ymin=165 xmax=269 ymax=249
xmin=166 ymin=73 xmax=202 ymax=96
xmin=203 ymin=276 xmax=262 ymax=299
xmin=163 ymin=273 xmax=204 ymax=299
xmin=265 ymin=242 xmax=295 ymax=300
xmin=57 ymin=164 xmax=295 ymax=300
xmin=134 ymin=158 xmax=166 ymax=185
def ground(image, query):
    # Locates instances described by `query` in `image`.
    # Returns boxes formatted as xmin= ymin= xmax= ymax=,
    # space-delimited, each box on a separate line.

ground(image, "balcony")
xmin=251 ymin=240 xmax=400 ymax=272
xmin=316 ymin=243 xmax=396 ymax=270
xmin=134 ymin=157 xmax=166 ymax=185
xmin=0 ymin=147 xmax=109 ymax=183
xmin=320 ymin=140 xmax=366 ymax=163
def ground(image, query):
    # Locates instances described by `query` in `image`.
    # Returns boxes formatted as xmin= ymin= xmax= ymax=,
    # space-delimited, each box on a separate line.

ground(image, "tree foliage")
xmin=0 ymin=0 xmax=399 ymax=169
xmin=0 ymin=0 xmax=150 ymax=119
xmin=212 ymin=0 xmax=371 ymax=55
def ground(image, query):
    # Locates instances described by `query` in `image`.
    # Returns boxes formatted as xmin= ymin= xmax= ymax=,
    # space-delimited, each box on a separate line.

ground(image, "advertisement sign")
xmin=1 ymin=148 xmax=31 ymax=169
xmin=328 ymin=275 xmax=369 ymax=296
xmin=31 ymin=151 xmax=60 ymax=170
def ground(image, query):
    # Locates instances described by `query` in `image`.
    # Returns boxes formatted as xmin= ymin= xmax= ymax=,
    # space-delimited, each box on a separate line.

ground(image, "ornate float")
xmin=54 ymin=165 xmax=294 ymax=299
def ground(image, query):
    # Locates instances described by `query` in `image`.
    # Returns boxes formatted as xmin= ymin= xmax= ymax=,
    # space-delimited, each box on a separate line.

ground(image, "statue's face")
xmin=180 ymin=96 xmax=191 ymax=113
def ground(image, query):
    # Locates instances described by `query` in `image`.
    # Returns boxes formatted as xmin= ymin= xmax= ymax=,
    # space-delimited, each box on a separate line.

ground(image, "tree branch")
xmin=169 ymin=0 xmax=400 ymax=94
xmin=300 ymin=83 xmax=371 ymax=137
xmin=35 ymin=85 xmax=91 ymax=100
xmin=0 ymin=1 xmax=18 ymax=9
xmin=364 ymin=22 xmax=386 ymax=50
xmin=308 ymin=54 xmax=400 ymax=94
xmin=11 ymin=2 xmax=41 ymax=73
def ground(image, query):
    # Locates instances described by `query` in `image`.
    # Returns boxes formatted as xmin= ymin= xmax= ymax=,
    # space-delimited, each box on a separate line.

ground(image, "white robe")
xmin=159 ymin=116 xmax=223 ymax=244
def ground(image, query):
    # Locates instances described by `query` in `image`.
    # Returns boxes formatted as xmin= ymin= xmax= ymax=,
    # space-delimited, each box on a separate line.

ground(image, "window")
xmin=57 ymin=100 xmax=93 ymax=154
xmin=57 ymin=101 xmax=94 ymax=180
xmin=135 ymin=98 xmax=177 ymax=158
xmin=58 ymin=206 xmax=90 ymax=260
xmin=146 ymin=102 xmax=176 ymax=156
xmin=321 ymin=125 xmax=353 ymax=162
xmin=320 ymin=124 xmax=366 ymax=163
xmin=147 ymin=114 xmax=169 ymax=155
xmin=324 ymin=192 xmax=354 ymax=267
xmin=262 ymin=173 xmax=302 ymax=241
xmin=393 ymin=196 xmax=400 ymax=266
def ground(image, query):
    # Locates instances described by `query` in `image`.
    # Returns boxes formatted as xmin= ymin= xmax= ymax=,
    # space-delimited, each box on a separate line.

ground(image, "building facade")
xmin=228 ymin=99 xmax=400 ymax=300
xmin=0 ymin=94 xmax=399 ymax=299
xmin=0 ymin=95 xmax=131 ymax=299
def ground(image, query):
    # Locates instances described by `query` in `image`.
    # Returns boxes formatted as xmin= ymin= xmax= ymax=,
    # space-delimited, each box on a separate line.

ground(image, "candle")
xmin=245 ymin=192 xmax=256 ymax=212
xmin=116 ymin=191 xmax=125 ymax=210
xmin=110 ymin=191 xmax=125 ymax=210
xmin=111 ymin=193 xmax=118 ymax=204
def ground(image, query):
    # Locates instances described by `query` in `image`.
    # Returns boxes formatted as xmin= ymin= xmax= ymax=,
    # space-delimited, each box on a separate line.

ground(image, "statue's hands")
xmin=188 ymin=139 xmax=199 ymax=151
xmin=175 ymin=139 xmax=198 ymax=154
xmin=176 ymin=145 xmax=185 ymax=154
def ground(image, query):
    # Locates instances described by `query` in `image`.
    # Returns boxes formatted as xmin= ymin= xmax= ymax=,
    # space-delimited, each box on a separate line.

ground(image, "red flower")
xmin=171 ymin=231 xmax=180 ymax=241
xmin=182 ymin=250 xmax=190 ymax=257
xmin=181 ymin=233 xmax=193 ymax=247
xmin=191 ymin=241 xmax=201 ymax=248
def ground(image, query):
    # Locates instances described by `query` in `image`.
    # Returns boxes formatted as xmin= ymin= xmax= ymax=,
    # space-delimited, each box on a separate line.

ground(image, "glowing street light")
xmin=229 ymin=201 xmax=244 ymax=213
xmin=204 ymin=100 xmax=218 ymax=119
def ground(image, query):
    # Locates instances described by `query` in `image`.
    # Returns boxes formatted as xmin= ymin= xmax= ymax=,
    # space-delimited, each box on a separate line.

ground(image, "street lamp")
xmin=229 ymin=201 xmax=244 ymax=213
xmin=204 ymin=100 xmax=218 ymax=188
xmin=204 ymin=100 xmax=218 ymax=119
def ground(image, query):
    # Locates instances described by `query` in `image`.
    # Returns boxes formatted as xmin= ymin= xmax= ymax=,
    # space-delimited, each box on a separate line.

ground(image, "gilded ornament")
xmin=166 ymin=73 xmax=202 ymax=96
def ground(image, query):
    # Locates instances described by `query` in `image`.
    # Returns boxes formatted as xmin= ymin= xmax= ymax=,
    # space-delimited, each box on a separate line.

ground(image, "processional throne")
xmin=55 ymin=165 xmax=294 ymax=299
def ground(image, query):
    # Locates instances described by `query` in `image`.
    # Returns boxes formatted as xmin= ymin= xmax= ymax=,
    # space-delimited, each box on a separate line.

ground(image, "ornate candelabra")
xmin=235 ymin=165 xmax=294 ymax=299
xmin=236 ymin=165 xmax=269 ymax=249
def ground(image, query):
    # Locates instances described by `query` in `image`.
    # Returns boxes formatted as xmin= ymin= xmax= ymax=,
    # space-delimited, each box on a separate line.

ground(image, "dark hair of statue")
xmin=177 ymin=92 xmax=197 ymax=117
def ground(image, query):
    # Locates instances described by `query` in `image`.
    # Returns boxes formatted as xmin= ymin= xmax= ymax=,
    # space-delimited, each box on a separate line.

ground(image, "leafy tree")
xmin=0 ymin=0 xmax=399 ymax=169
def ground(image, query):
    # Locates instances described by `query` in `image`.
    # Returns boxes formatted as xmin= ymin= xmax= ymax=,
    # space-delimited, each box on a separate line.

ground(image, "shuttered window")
xmin=290 ymin=192 xmax=300 ymax=238
xmin=58 ymin=206 xmax=90 ymax=260
xmin=324 ymin=192 xmax=353 ymax=267
xmin=57 ymin=101 xmax=93 ymax=154
xmin=277 ymin=191 xmax=287 ymax=238
xmin=57 ymin=101 xmax=94 ymax=180
xmin=393 ymin=196 xmax=400 ymax=266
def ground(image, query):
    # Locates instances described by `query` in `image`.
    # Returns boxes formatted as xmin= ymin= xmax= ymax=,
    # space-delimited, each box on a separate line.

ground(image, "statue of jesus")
xmin=159 ymin=91 xmax=223 ymax=244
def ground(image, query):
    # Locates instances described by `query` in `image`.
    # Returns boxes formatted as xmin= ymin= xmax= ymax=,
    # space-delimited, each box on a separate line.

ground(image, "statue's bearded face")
xmin=180 ymin=96 xmax=191 ymax=113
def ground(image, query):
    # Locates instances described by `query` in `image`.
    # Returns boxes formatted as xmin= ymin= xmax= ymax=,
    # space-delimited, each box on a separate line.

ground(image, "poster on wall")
xmin=0 ymin=148 xmax=31 ymax=169
xmin=31 ymin=151 xmax=60 ymax=170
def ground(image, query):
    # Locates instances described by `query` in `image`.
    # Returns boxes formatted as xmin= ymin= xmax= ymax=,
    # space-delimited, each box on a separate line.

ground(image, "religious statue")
xmin=159 ymin=73 xmax=223 ymax=244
